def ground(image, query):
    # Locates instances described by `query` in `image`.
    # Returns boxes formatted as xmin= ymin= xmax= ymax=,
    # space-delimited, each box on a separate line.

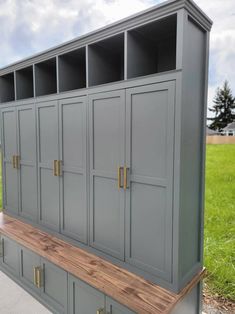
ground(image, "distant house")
xmin=206 ymin=127 xmax=219 ymax=136
xmin=221 ymin=122 xmax=235 ymax=136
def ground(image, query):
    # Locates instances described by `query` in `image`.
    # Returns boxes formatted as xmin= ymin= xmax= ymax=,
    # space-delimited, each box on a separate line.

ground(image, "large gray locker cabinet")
xmin=0 ymin=0 xmax=212 ymax=313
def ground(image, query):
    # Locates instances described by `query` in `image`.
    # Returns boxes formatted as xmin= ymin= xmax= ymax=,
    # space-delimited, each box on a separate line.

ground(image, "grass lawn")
xmin=0 ymin=146 xmax=234 ymax=300
xmin=204 ymin=144 xmax=235 ymax=301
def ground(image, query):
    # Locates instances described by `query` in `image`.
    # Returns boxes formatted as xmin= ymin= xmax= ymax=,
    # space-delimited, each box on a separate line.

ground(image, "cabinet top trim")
xmin=0 ymin=0 xmax=212 ymax=75
xmin=0 ymin=213 xmax=205 ymax=314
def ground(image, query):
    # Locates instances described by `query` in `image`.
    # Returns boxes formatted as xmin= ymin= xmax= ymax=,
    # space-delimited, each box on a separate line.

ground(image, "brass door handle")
xmin=53 ymin=160 xmax=57 ymax=176
xmin=33 ymin=266 xmax=37 ymax=286
xmin=12 ymin=155 xmax=16 ymax=169
xmin=124 ymin=166 xmax=129 ymax=190
xmin=97 ymin=309 xmax=105 ymax=314
xmin=33 ymin=266 xmax=43 ymax=288
xmin=56 ymin=160 xmax=62 ymax=176
xmin=118 ymin=166 xmax=123 ymax=189
xmin=15 ymin=155 xmax=20 ymax=169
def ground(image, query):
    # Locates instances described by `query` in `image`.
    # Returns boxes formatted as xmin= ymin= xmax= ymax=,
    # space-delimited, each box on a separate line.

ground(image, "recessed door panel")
xmin=106 ymin=297 xmax=136 ymax=314
xmin=68 ymin=275 xmax=105 ymax=314
xmin=89 ymin=90 xmax=125 ymax=260
xmin=59 ymin=97 xmax=87 ymax=243
xmin=41 ymin=258 xmax=68 ymax=314
xmin=1 ymin=236 xmax=19 ymax=277
xmin=37 ymin=101 xmax=59 ymax=231
xmin=17 ymin=105 xmax=37 ymax=221
xmin=125 ymin=82 xmax=175 ymax=282
xmin=1 ymin=108 xmax=18 ymax=213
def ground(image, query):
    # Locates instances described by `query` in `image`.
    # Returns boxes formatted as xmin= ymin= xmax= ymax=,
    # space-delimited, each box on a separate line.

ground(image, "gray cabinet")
xmin=1 ymin=107 xmax=18 ymax=214
xmin=41 ymin=258 xmax=68 ymax=314
xmin=59 ymin=97 xmax=87 ymax=244
xmin=89 ymin=90 xmax=125 ymax=260
xmin=0 ymin=235 xmax=19 ymax=277
xmin=17 ymin=105 xmax=37 ymax=221
xmin=20 ymin=246 xmax=68 ymax=313
xmin=125 ymin=82 xmax=174 ymax=281
xmin=37 ymin=101 xmax=60 ymax=231
xmin=68 ymin=275 xmax=105 ymax=314
xmin=106 ymin=297 xmax=135 ymax=314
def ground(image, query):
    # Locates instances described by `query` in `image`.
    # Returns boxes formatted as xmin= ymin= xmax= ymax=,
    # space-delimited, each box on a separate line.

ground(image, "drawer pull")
xmin=56 ymin=160 xmax=62 ymax=176
xmin=36 ymin=267 xmax=43 ymax=288
xmin=118 ymin=166 xmax=123 ymax=189
xmin=53 ymin=160 xmax=57 ymax=176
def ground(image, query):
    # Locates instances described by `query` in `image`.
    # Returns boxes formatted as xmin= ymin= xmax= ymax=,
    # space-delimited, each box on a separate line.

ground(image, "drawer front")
xmin=41 ymin=258 xmax=68 ymax=313
xmin=20 ymin=246 xmax=41 ymax=293
xmin=1 ymin=235 xmax=19 ymax=277
xmin=68 ymin=274 xmax=105 ymax=314
xmin=106 ymin=297 xmax=136 ymax=314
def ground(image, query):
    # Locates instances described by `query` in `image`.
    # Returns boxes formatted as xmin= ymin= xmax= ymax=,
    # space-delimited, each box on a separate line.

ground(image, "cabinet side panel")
xmin=179 ymin=16 xmax=207 ymax=281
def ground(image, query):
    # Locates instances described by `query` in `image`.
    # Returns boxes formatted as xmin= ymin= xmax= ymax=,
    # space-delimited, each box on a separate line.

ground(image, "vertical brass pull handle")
xmin=36 ymin=267 xmax=43 ymax=288
xmin=33 ymin=266 xmax=37 ymax=286
xmin=118 ymin=167 xmax=123 ymax=190
xmin=53 ymin=160 xmax=57 ymax=176
xmin=124 ymin=166 xmax=129 ymax=190
xmin=15 ymin=155 xmax=20 ymax=169
xmin=12 ymin=155 xmax=16 ymax=169
xmin=56 ymin=160 xmax=62 ymax=176
xmin=97 ymin=309 xmax=105 ymax=314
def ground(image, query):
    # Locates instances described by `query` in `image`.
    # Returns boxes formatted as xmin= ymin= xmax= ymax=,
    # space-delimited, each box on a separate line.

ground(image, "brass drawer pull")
xmin=56 ymin=160 xmax=62 ymax=176
xmin=124 ymin=166 xmax=129 ymax=190
xmin=118 ymin=166 xmax=123 ymax=189
xmin=33 ymin=266 xmax=37 ymax=286
xmin=53 ymin=160 xmax=57 ymax=176
xmin=15 ymin=155 xmax=20 ymax=169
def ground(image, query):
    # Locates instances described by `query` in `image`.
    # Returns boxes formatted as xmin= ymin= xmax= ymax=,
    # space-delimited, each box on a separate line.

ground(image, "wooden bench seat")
xmin=0 ymin=213 xmax=205 ymax=314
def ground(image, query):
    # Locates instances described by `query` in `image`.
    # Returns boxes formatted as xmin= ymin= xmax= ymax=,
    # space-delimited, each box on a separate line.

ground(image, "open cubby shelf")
xmin=58 ymin=48 xmax=86 ymax=92
xmin=0 ymin=72 xmax=15 ymax=103
xmin=0 ymin=14 xmax=178 ymax=103
xmin=127 ymin=14 xmax=177 ymax=79
xmin=35 ymin=58 xmax=57 ymax=97
xmin=88 ymin=33 xmax=124 ymax=87
xmin=16 ymin=66 xmax=34 ymax=100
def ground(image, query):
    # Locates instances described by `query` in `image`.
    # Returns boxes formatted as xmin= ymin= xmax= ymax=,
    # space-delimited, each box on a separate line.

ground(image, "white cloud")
xmin=0 ymin=0 xmax=234 ymax=118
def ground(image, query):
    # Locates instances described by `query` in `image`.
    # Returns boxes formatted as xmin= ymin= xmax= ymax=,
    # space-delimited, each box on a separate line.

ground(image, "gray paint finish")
xmin=125 ymin=82 xmax=174 ymax=282
xmin=89 ymin=90 xmax=125 ymax=260
xmin=1 ymin=236 xmax=19 ymax=277
xmin=106 ymin=297 xmax=136 ymax=314
xmin=59 ymin=97 xmax=87 ymax=244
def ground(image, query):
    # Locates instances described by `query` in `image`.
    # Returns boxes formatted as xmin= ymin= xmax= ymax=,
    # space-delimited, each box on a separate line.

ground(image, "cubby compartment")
xmin=58 ymin=47 xmax=86 ymax=92
xmin=0 ymin=72 xmax=15 ymax=103
xmin=16 ymin=66 xmax=34 ymax=100
xmin=127 ymin=14 xmax=177 ymax=79
xmin=35 ymin=58 xmax=57 ymax=96
xmin=88 ymin=33 xmax=124 ymax=86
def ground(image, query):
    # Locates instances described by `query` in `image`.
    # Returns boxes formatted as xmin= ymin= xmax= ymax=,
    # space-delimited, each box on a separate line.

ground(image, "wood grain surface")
xmin=0 ymin=213 xmax=205 ymax=314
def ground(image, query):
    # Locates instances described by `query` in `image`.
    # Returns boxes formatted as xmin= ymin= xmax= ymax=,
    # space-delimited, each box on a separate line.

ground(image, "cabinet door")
xmin=1 ymin=235 xmax=19 ymax=277
xmin=17 ymin=105 xmax=38 ymax=221
xmin=125 ymin=82 xmax=175 ymax=282
xmin=1 ymin=107 xmax=18 ymax=214
xmin=68 ymin=274 xmax=105 ymax=314
xmin=41 ymin=258 xmax=68 ymax=314
xmin=106 ymin=297 xmax=135 ymax=314
xmin=37 ymin=101 xmax=60 ymax=231
xmin=59 ymin=97 xmax=87 ymax=244
xmin=89 ymin=90 xmax=125 ymax=260
xmin=20 ymin=246 xmax=41 ymax=293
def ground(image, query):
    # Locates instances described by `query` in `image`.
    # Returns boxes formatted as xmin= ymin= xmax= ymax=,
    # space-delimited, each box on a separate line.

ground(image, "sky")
xmin=0 ymin=0 xmax=234 ymax=115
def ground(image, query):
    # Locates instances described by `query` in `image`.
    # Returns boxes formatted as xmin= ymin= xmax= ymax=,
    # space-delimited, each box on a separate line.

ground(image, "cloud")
xmin=0 ymin=0 xmax=234 ymax=118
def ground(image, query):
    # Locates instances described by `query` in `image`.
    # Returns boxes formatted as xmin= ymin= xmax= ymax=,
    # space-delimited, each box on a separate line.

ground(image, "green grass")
xmin=204 ymin=144 xmax=235 ymax=300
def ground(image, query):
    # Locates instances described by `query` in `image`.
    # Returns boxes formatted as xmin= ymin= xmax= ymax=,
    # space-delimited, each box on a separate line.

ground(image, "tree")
xmin=207 ymin=80 xmax=235 ymax=131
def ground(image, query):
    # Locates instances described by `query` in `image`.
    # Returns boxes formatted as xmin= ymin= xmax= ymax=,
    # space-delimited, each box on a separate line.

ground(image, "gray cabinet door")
xmin=37 ymin=101 xmax=60 ymax=231
xmin=1 ymin=235 xmax=19 ymax=277
xmin=1 ymin=107 xmax=18 ymax=214
xmin=17 ymin=105 xmax=38 ymax=221
xmin=68 ymin=274 xmax=105 ymax=314
xmin=106 ymin=297 xmax=135 ymax=314
xmin=59 ymin=97 xmax=87 ymax=244
xmin=89 ymin=90 xmax=125 ymax=260
xmin=125 ymin=82 xmax=175 ymax=282
xmin=41 ymin=258 xmax=68 ymax=314
xmin=20 ymin=246 xmax=41 ymax=293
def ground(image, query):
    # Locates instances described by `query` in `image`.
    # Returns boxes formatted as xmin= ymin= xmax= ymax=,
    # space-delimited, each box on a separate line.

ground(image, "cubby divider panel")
xmin=16 ymin=66 xmax=34 ymax=100
xmin=35 ymin=58 xmax=57 ymax=96
xmin=58 ymin=47 xmax=86 ymax=92
xmin=0 ymin=72 xmax=15 ymax=103
xmin=88 ymin=33 xmax=124 ymax=86
xmin=127 ymin=14 xmax=177 ymax=79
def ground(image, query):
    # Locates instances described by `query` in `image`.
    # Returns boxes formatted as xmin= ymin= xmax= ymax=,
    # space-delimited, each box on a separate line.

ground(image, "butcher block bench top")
xmin=0 ymin=213 xmax=205 ymax=314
